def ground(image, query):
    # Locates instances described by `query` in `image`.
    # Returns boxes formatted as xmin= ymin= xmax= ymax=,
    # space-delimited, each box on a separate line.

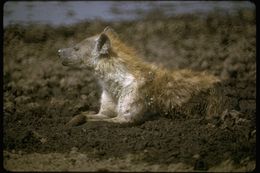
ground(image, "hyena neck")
xmin=95 ymin=59 xmax=137 ymax=99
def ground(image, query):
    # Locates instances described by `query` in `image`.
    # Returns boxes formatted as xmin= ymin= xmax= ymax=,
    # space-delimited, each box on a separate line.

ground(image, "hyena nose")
xmin=58 ymin=49 xmax=63 ymax=56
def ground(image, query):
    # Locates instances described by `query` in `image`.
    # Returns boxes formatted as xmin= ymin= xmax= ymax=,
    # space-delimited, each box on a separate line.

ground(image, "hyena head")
xmin=58 ymin=27 xmax=113 ymax=68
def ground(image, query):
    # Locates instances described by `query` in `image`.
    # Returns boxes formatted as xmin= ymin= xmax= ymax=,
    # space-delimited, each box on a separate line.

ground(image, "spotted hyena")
xmin=58 ymin=26 xmax=229 ymax=126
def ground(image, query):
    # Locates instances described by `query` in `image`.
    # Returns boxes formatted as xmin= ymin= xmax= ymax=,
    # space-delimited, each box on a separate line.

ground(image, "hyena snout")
xmin=58 ymin=48 xmax=82 ymax=66
xmin=58 ymin=48 xmax=71 ymax=59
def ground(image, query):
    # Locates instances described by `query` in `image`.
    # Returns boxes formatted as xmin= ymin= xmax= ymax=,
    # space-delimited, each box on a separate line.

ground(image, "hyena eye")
xmin=73 ymin=46 xmax=79 ymax=51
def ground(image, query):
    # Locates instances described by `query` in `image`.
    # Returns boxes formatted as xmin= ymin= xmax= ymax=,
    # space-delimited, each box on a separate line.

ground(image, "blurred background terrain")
xmin=3 ymin=1 xmax=254 ymax=26
xmin=3 ymin=1 xmax=256 ymax=171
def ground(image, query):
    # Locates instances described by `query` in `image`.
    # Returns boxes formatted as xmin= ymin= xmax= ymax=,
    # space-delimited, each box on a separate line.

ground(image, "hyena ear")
xmin=96 ymin=33 xmax=111 ymax=55
xmin=103 ymin=26 xmax=119 ymax=38
xmin=103 ymin=26 xmax=116 ymax=34
xmin=103 ymin=26 xmax=112 ymax=32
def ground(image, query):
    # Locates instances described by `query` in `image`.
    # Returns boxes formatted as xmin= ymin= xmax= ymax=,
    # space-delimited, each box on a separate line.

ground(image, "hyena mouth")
xmin=59 ymin=56 xmax=69 ymax=65
xmin=62 ymin=61 xmax=69 ymax=66
xmin=61 ymin=60 xmax=77 ymax=66
xmin=61 ymin=58 xmax=84 ymax=67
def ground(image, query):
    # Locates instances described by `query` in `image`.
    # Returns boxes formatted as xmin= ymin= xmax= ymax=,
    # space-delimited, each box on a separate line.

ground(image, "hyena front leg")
xmin=88 ymin=88 xmax=145 ymax=124
xmin=65 ymin=90 xmax=116 ymax=127
xmin=87 ymin=89 xmax=117 ymax=119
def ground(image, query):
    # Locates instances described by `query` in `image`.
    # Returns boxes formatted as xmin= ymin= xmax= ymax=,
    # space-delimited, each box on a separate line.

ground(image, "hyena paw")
xmin=65 ymin=114 xmax=87 ymax=127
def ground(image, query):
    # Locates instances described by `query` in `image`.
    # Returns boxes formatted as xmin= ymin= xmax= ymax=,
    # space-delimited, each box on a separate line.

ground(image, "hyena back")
xmin=58 ymin=27 xmax=228 ymax=126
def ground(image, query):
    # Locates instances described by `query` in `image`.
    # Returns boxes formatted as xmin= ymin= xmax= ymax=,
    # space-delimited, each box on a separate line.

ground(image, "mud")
xmin=3 ymin=9 xmax=256 ymax=171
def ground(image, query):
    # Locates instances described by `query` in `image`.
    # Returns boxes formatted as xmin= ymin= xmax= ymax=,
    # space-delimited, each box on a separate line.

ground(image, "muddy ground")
xmin=3 ymin=9 xmax=256 ymax=171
